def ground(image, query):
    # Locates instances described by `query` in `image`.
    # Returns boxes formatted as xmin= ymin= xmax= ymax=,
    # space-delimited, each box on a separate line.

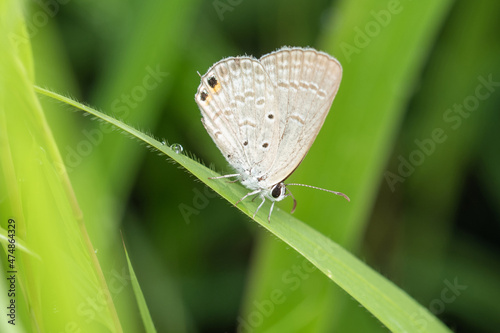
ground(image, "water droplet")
xmin=171 ymin=143 xmax=183 ymax=154
xmin=161 ymin=139 xmax=167 ymax=145
xmin=94 ymin=249 xmax=98 ymax=254
xmin=326 ymin=269 xmax=333 ymax=279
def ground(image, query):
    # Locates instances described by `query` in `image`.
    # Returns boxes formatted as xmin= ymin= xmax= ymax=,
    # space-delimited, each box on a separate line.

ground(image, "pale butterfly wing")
xmin=260 ymin=47 xmax=342 ymax=185
xmin=195 ymin=56 xmax=280 ymax=180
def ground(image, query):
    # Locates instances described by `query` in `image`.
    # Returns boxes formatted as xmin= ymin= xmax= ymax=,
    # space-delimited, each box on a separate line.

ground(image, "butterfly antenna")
xmin=286 ymin=183 xmax=350 ymax=202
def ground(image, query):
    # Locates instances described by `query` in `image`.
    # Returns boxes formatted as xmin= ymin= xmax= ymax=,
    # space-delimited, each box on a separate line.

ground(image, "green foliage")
xmin=1 ymin=0 xmax=499 ymax=332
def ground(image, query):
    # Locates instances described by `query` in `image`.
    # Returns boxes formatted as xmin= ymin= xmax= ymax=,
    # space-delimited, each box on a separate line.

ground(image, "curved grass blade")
xmin=34 ymin=86 xmax=450 ymax=332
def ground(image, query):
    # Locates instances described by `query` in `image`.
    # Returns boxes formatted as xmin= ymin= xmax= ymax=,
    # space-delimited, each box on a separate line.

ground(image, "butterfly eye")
xmin=271 ymin=184 xmax=283 ymax=198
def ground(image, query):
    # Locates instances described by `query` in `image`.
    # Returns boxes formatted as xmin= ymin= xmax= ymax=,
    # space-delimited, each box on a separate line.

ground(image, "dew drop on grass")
xmin=171 ymin=143 xmax=183 ymax=154
xmin=161 ymin=139 xmax=167 ymax=145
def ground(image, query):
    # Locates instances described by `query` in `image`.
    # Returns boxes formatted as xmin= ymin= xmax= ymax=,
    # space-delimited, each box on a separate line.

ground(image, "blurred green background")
xmin=8 ymin=0 xmax=500 ymax=331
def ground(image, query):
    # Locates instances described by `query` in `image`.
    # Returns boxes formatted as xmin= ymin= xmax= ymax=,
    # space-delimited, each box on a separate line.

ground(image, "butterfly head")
xmin=269 ymin=182 xmax=298 ymax=215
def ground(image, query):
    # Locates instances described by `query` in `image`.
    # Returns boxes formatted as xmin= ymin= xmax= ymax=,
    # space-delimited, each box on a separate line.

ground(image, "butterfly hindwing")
xmin=260 ymin=47 xmax=342 ymax=184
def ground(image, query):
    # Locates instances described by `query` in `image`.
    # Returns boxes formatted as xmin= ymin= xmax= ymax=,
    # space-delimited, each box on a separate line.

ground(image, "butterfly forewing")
xmin=196 ymin=56 xmax=280 ymax=179
xmin=197 ymin=61 xmax=245 ymax=172
xmin=260 ymin=48 xmax=342 ymax=184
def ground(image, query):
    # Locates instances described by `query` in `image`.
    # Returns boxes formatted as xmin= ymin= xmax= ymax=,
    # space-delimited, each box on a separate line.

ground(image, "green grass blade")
xmin=0 ymin=227 xmax=40 ymax=260
xmin=34 ymin=87 xmax=450 ymax=332
xmin=1 ymin=2 xmax=121 ymax=331
xmin=122 ymin=237 xmax=157 ymax=333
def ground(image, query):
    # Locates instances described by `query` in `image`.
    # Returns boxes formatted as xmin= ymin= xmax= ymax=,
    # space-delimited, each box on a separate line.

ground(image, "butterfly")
xmin=195 ymin=46 xmax=349 ymax=222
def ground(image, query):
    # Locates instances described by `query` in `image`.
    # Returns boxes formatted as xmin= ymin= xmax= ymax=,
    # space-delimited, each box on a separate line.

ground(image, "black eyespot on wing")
xmin=262 ymin=143 xmax=269 ymax=148
xmin=200 ymin=90 xmax=208 ymax=101
xmin=243 ymin=141 xmax=248 ymax=146
xmin=268 ymin=114 xmax=274 ymax=119
xmin=207 ymin=76 xmax=218 ymax=88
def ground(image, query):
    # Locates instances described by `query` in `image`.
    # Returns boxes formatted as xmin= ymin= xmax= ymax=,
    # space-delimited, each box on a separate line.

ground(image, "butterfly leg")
xmin=253 ymin=197 xmax=266 ymax=219
xmin=267 ymin=201 xmax=276 ymax=223
xmin=235 ymin=189 xmax=261 ymax=207
xmin=209 ymin=173 xmax=240 ymax=180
